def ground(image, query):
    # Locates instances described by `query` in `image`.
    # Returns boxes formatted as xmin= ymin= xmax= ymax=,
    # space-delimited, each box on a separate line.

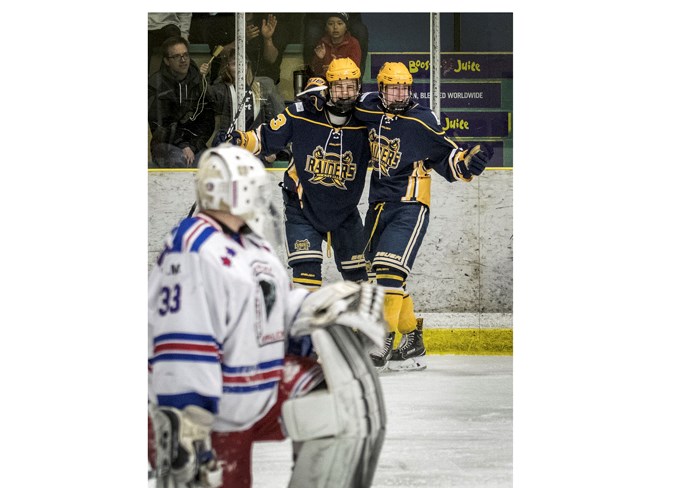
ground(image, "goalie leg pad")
xmin=283 ymin=325 xmax=386 ymax=488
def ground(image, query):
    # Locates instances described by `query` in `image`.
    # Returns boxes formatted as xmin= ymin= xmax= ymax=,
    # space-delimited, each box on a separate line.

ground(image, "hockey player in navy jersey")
xmin=354 ymin=62 xmax=492 ymax=372
xmin=221 ymin=58 xmax=371 ymax=291
xmin=148 ymin=144 xmax=389 ymax=487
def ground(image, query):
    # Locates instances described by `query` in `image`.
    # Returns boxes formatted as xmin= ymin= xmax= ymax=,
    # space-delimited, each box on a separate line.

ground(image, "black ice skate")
xmin=370 ymin=332 xmax=395 ymax=372
xmin=389 ymin=326 xmax=427 ymax=371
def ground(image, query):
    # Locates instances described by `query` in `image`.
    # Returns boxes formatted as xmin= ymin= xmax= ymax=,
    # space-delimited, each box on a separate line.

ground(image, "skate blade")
xmin=387 ymin=356 xmax=427 ymax=371
xmin=374 ymin=363 xmax=391 ymax=373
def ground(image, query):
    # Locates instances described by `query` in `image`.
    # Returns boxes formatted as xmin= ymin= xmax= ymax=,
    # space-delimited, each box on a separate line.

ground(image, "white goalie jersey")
xmin=148 ymin=212 xmax=308 ymax=432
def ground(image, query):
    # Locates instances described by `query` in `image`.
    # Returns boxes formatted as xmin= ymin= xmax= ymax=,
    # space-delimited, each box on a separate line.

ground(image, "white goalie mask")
xmin=196 ymin=144 xmax=271 ymax=235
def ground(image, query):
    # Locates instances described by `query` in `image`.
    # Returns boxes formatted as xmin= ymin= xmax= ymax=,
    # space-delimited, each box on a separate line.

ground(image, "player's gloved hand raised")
xmin=212 ymin=129 xmax=246 ymax=148
xmin=450 ymin=143 xmax=493 ymax=181
xmin=297 ymin=77 xmax=328 ymax=114
xmin=466 ymin=143 xmax=493 ymax=175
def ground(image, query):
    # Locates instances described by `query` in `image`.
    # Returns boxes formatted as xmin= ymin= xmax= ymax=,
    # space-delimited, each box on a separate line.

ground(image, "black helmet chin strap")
xmin=327 ymin=98 xmax=355 ymax=115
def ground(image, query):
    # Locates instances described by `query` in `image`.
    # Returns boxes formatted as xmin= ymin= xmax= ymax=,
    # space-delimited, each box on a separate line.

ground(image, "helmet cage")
xmin=325 ymin=58 xmax=362 ymax=115
xmin=328 ymin=78 xmax=361 ymax=114
xmin=378 ymin=82 xmax=413 ymax=114
xmin=376 ymin=62 xmax=413 ymax=114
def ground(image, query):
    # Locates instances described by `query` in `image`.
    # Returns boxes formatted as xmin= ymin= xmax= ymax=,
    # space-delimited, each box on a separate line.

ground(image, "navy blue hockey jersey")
xmin=354 ymin=92 xmax=462 ymax=207
xmin=255 ymin=102 xmax=370 ymax=233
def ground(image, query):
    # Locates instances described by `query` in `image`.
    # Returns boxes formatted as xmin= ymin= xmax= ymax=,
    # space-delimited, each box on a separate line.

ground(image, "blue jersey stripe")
xmin=170 ymin=218 xmax=197 ymax=252
xmin=150 ymin=353 xmax=220 ymax=364
xmin=190 ymin=226 xmax=216 ymax=252
xmin=222 ymin=380 xmax=279 ymax=393
xmin=156 ymin=392 xmax=220 ymax=414
xmin=154 ymin=333 xmax=219 ymax=346
xmin=221 ymin=358 xmax=284 ymax=374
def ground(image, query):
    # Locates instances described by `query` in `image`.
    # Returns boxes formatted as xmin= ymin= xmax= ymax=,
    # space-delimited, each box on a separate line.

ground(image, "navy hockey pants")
xmin=364 ymin=201 xmax=430 ymax=284
xmin=283 ymin=189 xmax=368 ymax=286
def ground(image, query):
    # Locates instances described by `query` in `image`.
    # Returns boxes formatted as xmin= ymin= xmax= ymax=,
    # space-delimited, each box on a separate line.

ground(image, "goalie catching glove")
xmin=296 ymin=77 xmax=328 ymax=114
xmin=149 ymin=404 xmax=223 ymax=487
xmin=291 ymin=281 xmax=388 ymax=349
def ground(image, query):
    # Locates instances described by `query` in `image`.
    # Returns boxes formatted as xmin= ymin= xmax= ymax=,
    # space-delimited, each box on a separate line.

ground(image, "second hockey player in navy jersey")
xmin=354 ymin=61 xmax=492 ymax=371
xmin=224 ymin=58 xmax=371 ymax=290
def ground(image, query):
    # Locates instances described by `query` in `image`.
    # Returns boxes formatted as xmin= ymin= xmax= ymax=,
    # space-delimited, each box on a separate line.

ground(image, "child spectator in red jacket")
xmin=310 ymin=13 xmax=362 ymax=77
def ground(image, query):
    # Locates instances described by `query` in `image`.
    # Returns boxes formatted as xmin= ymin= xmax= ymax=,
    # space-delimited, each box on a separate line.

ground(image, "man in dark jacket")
xmin=148 ymin=36 xmax=214 ymax=168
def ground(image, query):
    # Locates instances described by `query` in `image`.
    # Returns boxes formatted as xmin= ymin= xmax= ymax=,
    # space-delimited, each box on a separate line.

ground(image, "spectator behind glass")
xmin=189 ymin=13 xmax=233 ymax=83
xmin=304 ymin=13 xmax=368 ymax=73
xmin=220 ymin=13 xmax=290 ymax=115
xmin=148 ymin=37 xmax=215 ymax=168
xmin=200 ymin=50 xmax=276 ymax=163
xmin=309 ymin=13 xmax=362 ymax=77
xmin=148 ymin=13 xmax=192 ymax=70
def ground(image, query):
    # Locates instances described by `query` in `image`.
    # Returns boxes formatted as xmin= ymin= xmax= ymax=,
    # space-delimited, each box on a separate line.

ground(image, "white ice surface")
xmin=251 ymin=355 xmax=513 ymax=487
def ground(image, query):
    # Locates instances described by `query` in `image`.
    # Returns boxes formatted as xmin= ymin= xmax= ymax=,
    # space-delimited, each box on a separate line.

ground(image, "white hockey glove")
xmin=291 ymin=281 xmax=388 ymax=349
xmin=150 ymin=404 xmax=223 ymax=487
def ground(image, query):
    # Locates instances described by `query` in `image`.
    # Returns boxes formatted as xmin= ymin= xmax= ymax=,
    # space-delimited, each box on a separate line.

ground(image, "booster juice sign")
xmin=369 ymin=53 xmax=513 ymax=80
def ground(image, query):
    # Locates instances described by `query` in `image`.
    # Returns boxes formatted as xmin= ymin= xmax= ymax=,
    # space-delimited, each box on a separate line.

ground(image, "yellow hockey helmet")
xmin=377 ymin=62 xmax=413 ymax=113
xmin=325 ymin=57 xmax=361 ymax=82
xmin=325 ymin=58 xmax=362 ymax=115
xmin=376 ymin=62 xmax=413 ymax=86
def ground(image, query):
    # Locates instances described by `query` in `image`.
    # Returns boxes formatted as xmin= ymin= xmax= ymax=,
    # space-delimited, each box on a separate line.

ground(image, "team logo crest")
xmin=368 ymin=129 xmax=402 ymax=176
xmin=304 ymin=146 xmax=356 ymax=190
xmin=294 ymin=239 xmax=311 ymax=252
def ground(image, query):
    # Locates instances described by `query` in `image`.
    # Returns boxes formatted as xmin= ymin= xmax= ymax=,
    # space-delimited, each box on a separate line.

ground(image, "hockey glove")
xmin=150 ymin=404 xmax=223 ymax=487
xmin=213 ymin=129 xmax=259 ymax=154
xmin=450 ymin=143 xmax=492 ymax=182
xmin=465 ymin=143 xmax=492 ymax=176
xmin=297 ymin=77 xmax=328 ymax=113
xmin=212 ymin=129 xmax=243 ymax=148
xmin=292 ymin=282 xmax=388 ymax=349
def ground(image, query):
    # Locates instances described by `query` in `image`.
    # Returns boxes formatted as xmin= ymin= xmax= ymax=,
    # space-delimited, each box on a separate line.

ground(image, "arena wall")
xmin=148 ymin=168 xmax=513 ymax=345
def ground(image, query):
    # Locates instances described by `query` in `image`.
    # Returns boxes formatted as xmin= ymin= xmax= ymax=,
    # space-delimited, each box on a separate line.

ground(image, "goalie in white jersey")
xmin=148 ymin=144 xmax=389 ymax=488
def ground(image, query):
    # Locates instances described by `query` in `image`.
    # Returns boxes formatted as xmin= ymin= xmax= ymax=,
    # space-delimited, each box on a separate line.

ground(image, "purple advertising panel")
xmin=362 ymin=81 xmax=501 ymax=109
xmin=440 ymin=111 xmax=511 ymax=138
xmin=369 ymin=53 xmax=513 ymax=80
